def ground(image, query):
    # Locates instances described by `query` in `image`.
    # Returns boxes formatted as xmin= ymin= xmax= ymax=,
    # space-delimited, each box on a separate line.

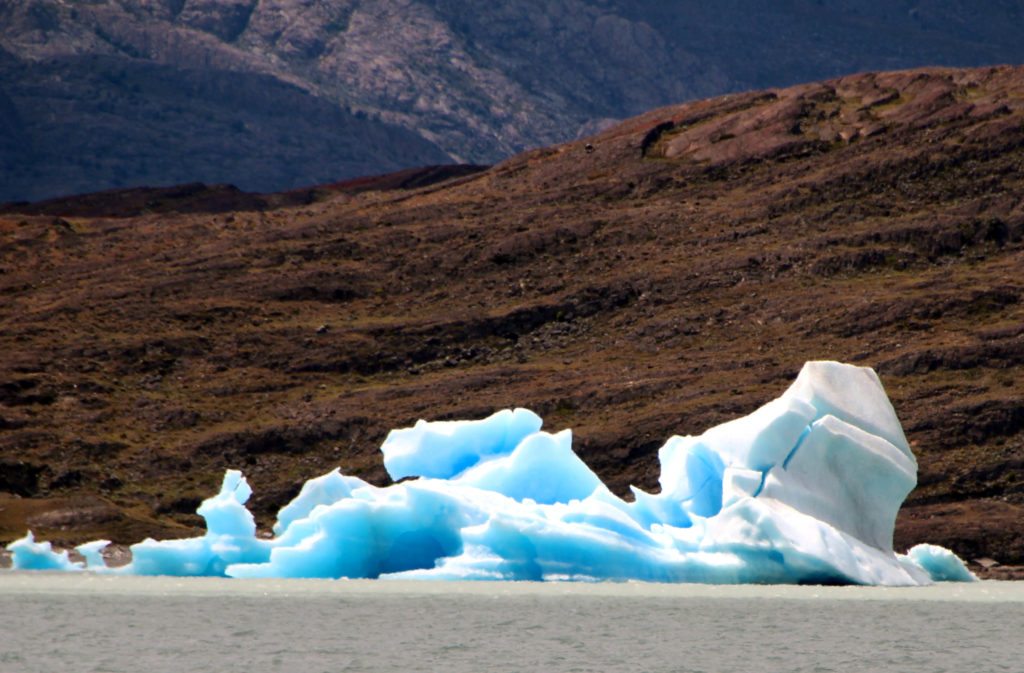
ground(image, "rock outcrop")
xmin=2 ymin=0 xmax=1024 ymax=201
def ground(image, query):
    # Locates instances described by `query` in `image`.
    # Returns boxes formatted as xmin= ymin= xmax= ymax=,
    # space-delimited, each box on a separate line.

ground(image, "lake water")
xmin=1 ymin=575 xmax=1021 ymax=673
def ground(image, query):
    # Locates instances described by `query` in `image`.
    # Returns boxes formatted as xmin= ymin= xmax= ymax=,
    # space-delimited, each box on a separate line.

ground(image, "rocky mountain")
xmin=2 ymin=0 xmax=1024 ymax=201
xmin=1 ymin=65 xmax=1022 ymax=573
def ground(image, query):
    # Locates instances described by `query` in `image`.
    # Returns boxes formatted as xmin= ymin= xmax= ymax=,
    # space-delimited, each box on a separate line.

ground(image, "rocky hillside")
xmin=1 ymin=65 xmax=1023 ymax=571
xmin=3 ymin=0 xmax=1024 ymax=201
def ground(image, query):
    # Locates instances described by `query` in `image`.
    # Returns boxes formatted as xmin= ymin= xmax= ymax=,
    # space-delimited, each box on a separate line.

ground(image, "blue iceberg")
xmin=6 ymin=362 xmax=975 ymax=585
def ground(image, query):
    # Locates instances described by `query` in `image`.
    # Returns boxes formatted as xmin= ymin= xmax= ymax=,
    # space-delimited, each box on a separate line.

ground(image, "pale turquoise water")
xmin=1 ymin=575 xmax=1021 ymax=673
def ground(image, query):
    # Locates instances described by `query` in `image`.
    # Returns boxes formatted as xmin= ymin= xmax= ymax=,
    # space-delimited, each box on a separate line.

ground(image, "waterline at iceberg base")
xmin=8 ymin=362 xmax=976 ymax=585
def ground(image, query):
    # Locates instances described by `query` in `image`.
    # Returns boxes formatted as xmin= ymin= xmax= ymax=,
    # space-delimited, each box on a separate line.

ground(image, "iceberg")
xmin=6 ymin=362 xmax=975 ymax=585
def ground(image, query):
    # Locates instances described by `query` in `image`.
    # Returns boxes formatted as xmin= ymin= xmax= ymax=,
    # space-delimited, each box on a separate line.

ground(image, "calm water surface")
xmin=1 ymin=574 xmax=1021 ymax=673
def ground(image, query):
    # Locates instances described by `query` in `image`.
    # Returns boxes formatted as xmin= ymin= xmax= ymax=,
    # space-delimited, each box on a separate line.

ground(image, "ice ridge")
xmin=6 ymin=361 xmax=975 ymax=585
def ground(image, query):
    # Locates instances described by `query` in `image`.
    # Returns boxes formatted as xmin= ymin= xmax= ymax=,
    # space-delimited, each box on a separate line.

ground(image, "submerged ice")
xmin=7 ymin=362 xmax=975 ymax=585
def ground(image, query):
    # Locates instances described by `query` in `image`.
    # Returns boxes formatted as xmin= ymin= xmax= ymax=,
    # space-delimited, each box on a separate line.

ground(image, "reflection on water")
xmin=2 ymin=575 xmax=1022 ymax=673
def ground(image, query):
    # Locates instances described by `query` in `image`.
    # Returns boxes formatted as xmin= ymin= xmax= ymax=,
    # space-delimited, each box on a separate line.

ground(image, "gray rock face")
xmin=178 ymin=0 xmax=258 ymax=41
xmin=1 ymin=0 xmax=1023 ymax=201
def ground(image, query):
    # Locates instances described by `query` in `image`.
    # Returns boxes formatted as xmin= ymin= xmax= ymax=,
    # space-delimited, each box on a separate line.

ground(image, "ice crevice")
xmin=6 ymin=361 xmax=975 ymax=585
xmin=781 ymin=424 xmax=812 ymax=470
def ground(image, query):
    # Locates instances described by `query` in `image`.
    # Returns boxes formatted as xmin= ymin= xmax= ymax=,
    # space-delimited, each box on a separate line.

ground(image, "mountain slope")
xmin=2 ymin=0 xmax=1024 ymax=201
xmin=1 ymin=65 xmax=1023 ymax=570
xmin=0 ymin=47 xmax=452 ymax=202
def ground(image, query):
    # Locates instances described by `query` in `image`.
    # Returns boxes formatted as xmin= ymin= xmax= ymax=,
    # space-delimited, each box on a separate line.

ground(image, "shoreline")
xmin=2 ymin=545 xmax=1021 ymax=581
xmin=1 ymin=571 xmax=1023 ymax=602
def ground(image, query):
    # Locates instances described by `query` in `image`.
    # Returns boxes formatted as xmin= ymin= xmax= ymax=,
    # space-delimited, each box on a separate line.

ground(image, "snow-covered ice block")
xmin=623 ymin=485 xmax=692 ymax=529
xmin=228 ymin=481 xmax=470 ymax=578
xmin=721 ymin=466 xmax=764 ymax=508
xmin=782 ymin=361 xmax=915 ymax=463
xmin=904 ymin=543 xmax=978 ymax=582
xmin=273 ymin=468 xmax=369 ymax=535
xmin=76 ymin=540 xmax=111 ymax=570
xmin=759 ymin=414 xmax=916 ymax=552
xmin=657 ymin=436 xmax=726 ymax=517
xmin=688 ymin=396 xmax=816 ymax=472
xmin=128 ymin=470 xmax=270 ymax=576
xmin=8 ymin=531 xmax=82 ymax=571
xmin=699 ymin=496 xmax=931 ymax=585
xmin=454 ymin=429 xmax=601 ymax=504
xmin=381 ymin=408 xmax=542 ymax=480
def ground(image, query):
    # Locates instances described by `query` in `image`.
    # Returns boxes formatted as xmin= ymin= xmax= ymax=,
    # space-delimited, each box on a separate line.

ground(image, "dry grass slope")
xmin=1 ymin=66 xmax=1022 ymax=569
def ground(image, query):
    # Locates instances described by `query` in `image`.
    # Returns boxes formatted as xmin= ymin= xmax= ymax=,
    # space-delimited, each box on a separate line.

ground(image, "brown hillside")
xmin=1 ymin=66 xmax=1022 ymax=568
xmin=0 ymin=165 xmax=488 ymax=219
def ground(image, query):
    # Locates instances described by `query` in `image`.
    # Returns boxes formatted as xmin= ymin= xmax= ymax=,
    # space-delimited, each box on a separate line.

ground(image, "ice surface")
xmin=76 ymin=540 xmax=111 ymax=570
xmin=381 ymin=408 xmax=542 ymax=480
xmin=6 ymin=362 xmax=975 ymax=585
xmin=8 ymin=532 xmax=82 ymax=571
xmin=272 ymin=468 xmax=369 ymax=536
xmin=129 ymin=470 xmax=271 ymax=576
xmin=904 ymin=544 xmax=978 ymax=582
xmin=454 ymin=429 xmax=601 ymax=504
xmin=758 ymin=415 xmax=916 ymax=552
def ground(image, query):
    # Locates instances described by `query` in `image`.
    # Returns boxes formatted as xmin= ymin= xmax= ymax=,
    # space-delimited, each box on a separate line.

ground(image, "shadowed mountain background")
xmin=1 ymin=65 xmax=1023 ymax=573
xmin=2 ymin=0 xmax=1024 ymax=201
